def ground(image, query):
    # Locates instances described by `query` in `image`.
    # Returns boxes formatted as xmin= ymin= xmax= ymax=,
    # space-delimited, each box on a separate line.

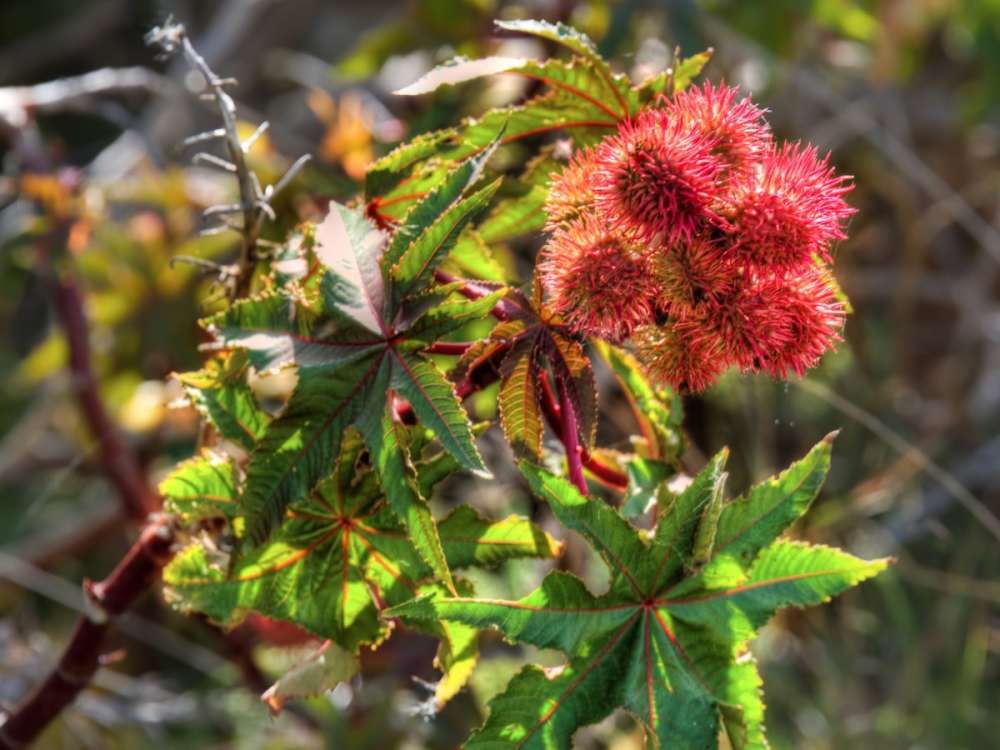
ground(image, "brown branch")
xmin=0 ymin=519 xmax=176 ymax=750
xmin=50 ymin=273 xmax=159 ymax=520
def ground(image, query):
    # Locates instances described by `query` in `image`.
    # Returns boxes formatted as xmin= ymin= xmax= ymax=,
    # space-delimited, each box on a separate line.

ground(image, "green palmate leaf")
xmin=365 ymin=128 xmax=455 ymax=199
xmin=166 ymin=431 xmax=559 ymax=671
xmin=391 ymin=178 xmax=503 ymax=300
xmin=160 ymin=452 xmax=238 ymax=523
xmin=375 ymin=43 xmax=636 ymax=218
xmin=389 ymin=438 xmax=889 ymax=749
xmin=213 ymin=198 xmax=501 ymax=578
xmin=383 ymin=136 xmax=503 ymax=276
xmin=176 ymin=353 xmax=270 ymax=451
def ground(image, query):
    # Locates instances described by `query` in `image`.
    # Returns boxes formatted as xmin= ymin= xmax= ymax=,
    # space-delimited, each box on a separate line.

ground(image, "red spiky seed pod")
xmin=667 ymin=81 xmax=771 ymax=186
xmin=704 ymin=273 xmax=795 ymax=371
xmin=632 ymin=319 xmax=729 ymax=393
xmin=592 ymin=109 xmax=722 ymax=245
xmin=545 ymin=147 xmax=598 ymax=230
xmin=726 ymin=142 xmax=855 ymax=273
xmin=539 ymin=216 xmax=655 ymax=342
xmin=756 ymin=268 xmax=846 ymax=378
xmin=650 ymin=235 xmax=733 ymax=312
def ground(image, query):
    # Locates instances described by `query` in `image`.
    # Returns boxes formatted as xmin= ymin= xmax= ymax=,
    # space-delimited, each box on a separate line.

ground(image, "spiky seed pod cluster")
xmin=539 ymin=81 xmax=855 ymax=392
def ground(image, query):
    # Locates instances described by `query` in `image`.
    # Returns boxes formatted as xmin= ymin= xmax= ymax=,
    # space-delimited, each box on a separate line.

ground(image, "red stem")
xmin=538 ymin=372 xmax=628 ymax=491
xmin=557 ymin=376 xmax=588 ymax=494
xmin=0 ymin=519 xmax=176 ymax=750
xmin=424 ymin=340 xmax=476 ymax=356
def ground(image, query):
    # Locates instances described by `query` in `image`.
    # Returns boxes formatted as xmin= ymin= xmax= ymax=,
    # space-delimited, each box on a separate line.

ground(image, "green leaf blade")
xmin=391 ymin=178 xmax=503 ymax=299
xmin=664 ymin=540 xmax=890 ymax=646
xmin=160 ymin=453 xmax=238 ymax=523
xmin=713 ymin=435 xmax=835 ymax=567
xmin=438 ymin=505 xmax=562 ymax=568
xmin=520 ymin=464 xmax=652 ymax=596
xmin=241 ymin=353 xmax=384 ymax=544
xmin=391 ymin=350 xmax=488 ymax=477
xmin=356 ymin=382 xmax=456 ymax=593
xmin=313 ymin=202 xmax=387 ymax=335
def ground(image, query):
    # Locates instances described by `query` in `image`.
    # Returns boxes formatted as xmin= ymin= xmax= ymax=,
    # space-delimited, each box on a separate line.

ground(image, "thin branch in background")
xmin=793 ymin=378 xmax=1000 ymax=544
xmin=49 ymin=246 xmax=159 ymax=521
xmin=0 ymin=547 xmax=227 ymax=678
xmin=145 ymin=18 xmax=311 ymax=300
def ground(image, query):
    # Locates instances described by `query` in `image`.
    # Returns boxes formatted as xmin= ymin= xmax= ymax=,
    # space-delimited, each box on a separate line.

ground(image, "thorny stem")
xmin=0 ymin=519 xmax=176 ymax=750
xmin=177 ymin=32 xmax=259 ymax=299
xmin=148 ymin=20 xmax=310 ymax=301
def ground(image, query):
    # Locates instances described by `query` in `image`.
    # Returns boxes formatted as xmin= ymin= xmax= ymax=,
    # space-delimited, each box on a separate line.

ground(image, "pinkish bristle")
xmin=539 ymin=216 xmax=656 ymax=342
xmin=725 ymin=142 xmax=856 ymax=273
xmin=592 ymin=109 xmax=722 ymax=245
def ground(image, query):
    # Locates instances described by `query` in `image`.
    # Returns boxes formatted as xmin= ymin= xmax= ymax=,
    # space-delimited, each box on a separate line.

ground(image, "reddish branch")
xmin=0 ymin=519 xmax=175 ymax=750
xmin=51 ymin=275 xmax=159 ymax=520
xmin=424 ymin=340 xmax=476 ymax=356
xmin=537 ymin=371 xmax=628 ymax=491
xmin=434 ymin=269 xmax=515 ymax=321
xmin=557 ymin=376 xmax=588 ymax=494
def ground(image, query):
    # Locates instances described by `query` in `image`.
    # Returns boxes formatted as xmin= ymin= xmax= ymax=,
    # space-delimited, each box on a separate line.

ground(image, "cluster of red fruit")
xmin=539 ymin=82 xmax=855 ymax=391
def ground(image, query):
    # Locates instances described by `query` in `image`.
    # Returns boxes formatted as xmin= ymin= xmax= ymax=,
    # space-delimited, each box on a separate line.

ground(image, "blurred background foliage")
xmin=0 ymin=1 xmax=998 ymax=748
